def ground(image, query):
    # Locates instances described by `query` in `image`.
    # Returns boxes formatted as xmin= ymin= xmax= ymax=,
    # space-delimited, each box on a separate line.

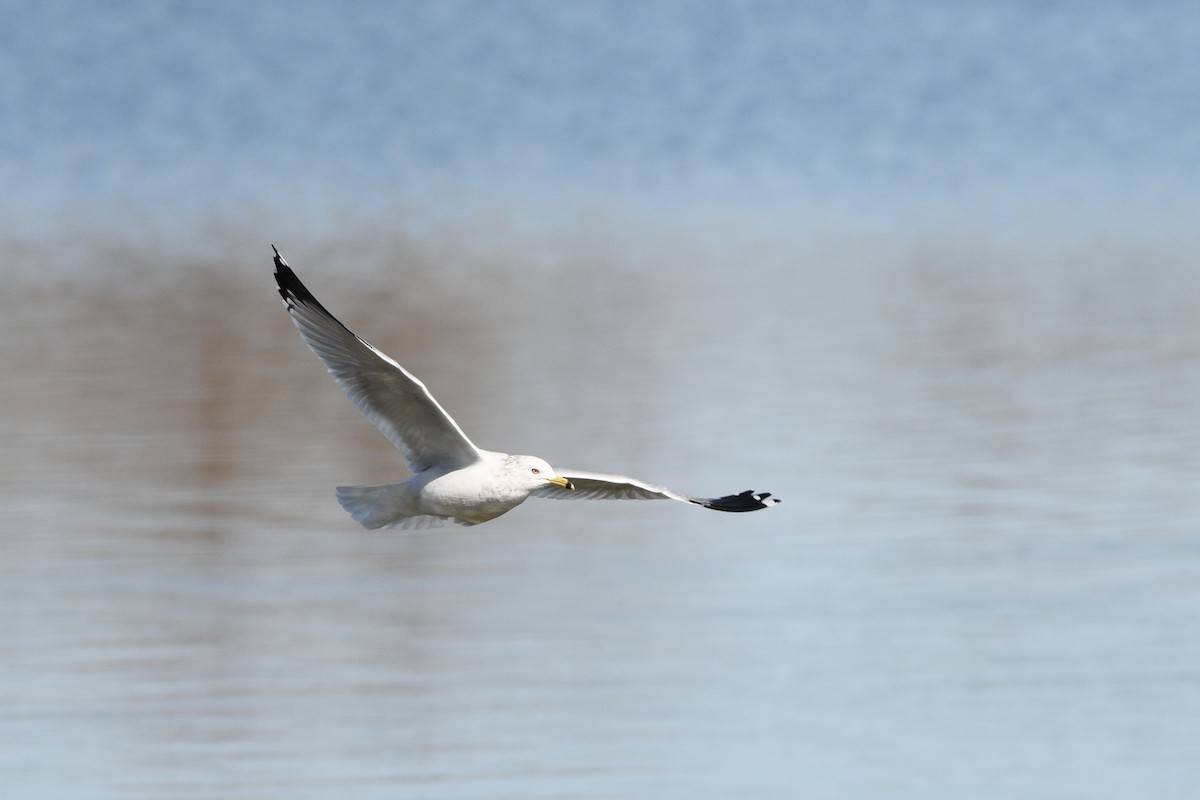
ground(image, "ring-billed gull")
xmin=273 ymin=246 xmax=779 ymax=528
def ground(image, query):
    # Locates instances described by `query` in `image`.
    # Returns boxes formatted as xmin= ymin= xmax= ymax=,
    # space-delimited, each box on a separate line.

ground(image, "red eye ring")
xmin=531 ymin=468 xmax=541 ymax=474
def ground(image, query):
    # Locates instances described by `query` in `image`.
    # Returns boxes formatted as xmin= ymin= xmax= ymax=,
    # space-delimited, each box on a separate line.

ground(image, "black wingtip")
xmin=700 ymin=490 xmax=780 ymax=513
xmin=271 ymin=246 xmax=319 ymax=308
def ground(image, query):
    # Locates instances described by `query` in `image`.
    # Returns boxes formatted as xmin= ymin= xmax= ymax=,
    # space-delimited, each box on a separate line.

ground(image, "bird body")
xmin=273 ymin=246 xmax=778 ymax=529
xmin=334 ymin=453 xmax=545 ymax=528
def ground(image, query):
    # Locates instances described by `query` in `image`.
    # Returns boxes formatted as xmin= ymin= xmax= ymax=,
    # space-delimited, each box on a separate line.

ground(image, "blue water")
xmin=3 ymin=0 xmax=1198 ymax=238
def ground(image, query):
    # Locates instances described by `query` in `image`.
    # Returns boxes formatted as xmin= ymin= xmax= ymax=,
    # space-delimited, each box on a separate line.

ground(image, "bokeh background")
xmin=4 ymin=2 xmax=1200 ymax=798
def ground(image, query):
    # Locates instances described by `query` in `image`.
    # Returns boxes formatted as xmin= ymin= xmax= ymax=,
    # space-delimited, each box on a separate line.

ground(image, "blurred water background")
xmin=3 ymin=2 xmax=1200 ymax=798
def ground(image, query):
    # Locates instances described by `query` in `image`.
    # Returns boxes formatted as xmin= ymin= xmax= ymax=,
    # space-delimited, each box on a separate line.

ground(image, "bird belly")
xmin=417 ymin=468 xmax=528 ymax=524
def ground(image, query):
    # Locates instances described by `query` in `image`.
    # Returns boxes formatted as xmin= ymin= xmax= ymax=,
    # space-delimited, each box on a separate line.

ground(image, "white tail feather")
xmin=335 ymin=483 xmax=443 ymax=530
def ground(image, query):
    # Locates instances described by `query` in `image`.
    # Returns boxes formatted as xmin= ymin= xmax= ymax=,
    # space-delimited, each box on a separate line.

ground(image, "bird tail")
xmin=336 ymin=483 xmax=421 ymax=530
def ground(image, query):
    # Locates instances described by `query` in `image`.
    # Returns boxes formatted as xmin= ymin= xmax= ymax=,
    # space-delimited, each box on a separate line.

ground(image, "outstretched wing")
xmin=533 ymin=468 xmax=779 ymax=512
xmin=273 ymin=247 xmax=482 ymax=473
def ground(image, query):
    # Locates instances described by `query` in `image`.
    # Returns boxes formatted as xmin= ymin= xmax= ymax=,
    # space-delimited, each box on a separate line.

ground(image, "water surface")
xmin=3 ymin=228 xmax=1199 ymax=798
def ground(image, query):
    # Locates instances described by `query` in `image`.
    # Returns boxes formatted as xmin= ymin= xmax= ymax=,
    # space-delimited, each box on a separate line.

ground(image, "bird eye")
xmin=531 ymin=468 xmax=541 ymax=475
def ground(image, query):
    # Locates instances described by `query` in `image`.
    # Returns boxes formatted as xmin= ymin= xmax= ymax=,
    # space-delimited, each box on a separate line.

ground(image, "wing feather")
xmin=273 ymin=247 xmax=482 ymax=472
xmin=534 ymin=469 xmax=779 ymax=513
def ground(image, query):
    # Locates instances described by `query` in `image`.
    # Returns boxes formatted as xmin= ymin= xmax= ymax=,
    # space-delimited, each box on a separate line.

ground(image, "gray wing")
xmin=273 ymin=247 xmax=482 ymax=473
xmin=534 ymin=469 xmax=779 ymax=512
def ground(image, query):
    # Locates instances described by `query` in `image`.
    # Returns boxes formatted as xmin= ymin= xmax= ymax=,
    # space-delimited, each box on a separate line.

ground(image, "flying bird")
xmin=273 ymin=246 xmax=779 ymax=528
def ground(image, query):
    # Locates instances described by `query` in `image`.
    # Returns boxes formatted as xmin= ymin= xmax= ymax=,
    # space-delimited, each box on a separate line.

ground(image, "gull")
xmin=273 ymin=246 xmax=779 ymax=529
